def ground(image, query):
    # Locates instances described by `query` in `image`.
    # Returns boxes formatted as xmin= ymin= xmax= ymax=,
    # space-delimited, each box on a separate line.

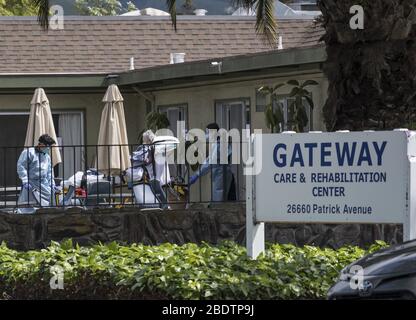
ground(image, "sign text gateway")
xmin=254 ymin=131 xmax=410 ymax=224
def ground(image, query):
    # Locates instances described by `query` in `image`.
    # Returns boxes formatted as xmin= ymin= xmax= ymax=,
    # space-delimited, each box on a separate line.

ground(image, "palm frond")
xmin=232 ymin=0 xmax=257 ymax=10
xmin=254 ymin=0 xmax=277 ymax=46
xmin=166 ymin=0 xmax=177 ymax=31
xmin=233 ymin=0 xmax=277 ymax=45
xmin=288 ymin=87 xmax=301 ymax=97
xmin=33 ymin=0 xmax=49 ymax=30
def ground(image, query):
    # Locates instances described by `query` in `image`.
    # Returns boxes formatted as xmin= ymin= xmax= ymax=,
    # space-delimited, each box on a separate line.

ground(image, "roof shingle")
xmin=0 ymin=16 xmax=323 ymax=74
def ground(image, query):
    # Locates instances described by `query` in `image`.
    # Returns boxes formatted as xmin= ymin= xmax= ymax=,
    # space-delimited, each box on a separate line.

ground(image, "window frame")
xmin=255 ymin=87 xmax=268 ymax=112
xmin=214 ymin=97 xmax=251 ymax=131
xmin=157 ymin=103 xmax=189 ymax=136
xmin=272 ymin=94 xmax=313 ymax=132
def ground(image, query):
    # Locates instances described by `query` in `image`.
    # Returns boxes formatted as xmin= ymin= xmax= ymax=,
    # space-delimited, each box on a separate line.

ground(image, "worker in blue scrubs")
xmin=16 ymin=134 xmax=57 ymax=213
xmin=189 ymin=123 xmax=235 ymax=202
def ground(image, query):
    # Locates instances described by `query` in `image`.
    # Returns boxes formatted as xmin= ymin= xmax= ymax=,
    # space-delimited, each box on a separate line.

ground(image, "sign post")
xmin=246 ymin=130 xmax=416 ymax=259
xmin=246 ymin=134 xmax=264 ymax=259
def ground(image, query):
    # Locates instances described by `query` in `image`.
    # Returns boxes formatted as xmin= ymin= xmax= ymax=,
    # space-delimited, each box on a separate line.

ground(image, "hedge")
xmin=0 ymin=240 xmax=388 ymax=300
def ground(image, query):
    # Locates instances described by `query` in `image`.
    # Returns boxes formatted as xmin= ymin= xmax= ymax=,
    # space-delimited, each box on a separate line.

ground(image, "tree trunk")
xmin=318 ymin=0 xmax=416 ymax=131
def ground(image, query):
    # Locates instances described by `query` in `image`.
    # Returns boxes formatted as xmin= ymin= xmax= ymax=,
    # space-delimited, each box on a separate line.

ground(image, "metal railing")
xmin=0 ymin=142 xmax=245 ymax=212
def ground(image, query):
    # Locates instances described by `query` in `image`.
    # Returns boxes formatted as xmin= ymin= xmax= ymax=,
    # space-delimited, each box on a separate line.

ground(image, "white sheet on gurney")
xmin=61 ymin=171 xmax=107 ymax=188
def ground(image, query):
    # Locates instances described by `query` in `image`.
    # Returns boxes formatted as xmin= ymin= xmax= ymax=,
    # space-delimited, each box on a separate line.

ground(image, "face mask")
xmin=41 ymin=147 xmax=50 ymax=154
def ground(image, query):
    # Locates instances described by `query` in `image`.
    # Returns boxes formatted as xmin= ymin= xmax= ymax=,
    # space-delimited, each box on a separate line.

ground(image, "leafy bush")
xmin=0 ymin=240 xmax=388 ymax=300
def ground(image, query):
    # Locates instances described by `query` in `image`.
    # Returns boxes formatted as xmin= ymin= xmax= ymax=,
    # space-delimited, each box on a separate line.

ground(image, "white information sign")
xmin=246 ymin=130 xmax=416 ymax=259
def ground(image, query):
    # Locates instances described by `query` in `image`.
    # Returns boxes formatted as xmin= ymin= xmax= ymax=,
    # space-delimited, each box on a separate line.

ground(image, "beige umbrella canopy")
xmin=97 ymin=84 xmax=130 ymax=175
xmin=25 ymin=88 xmax=61 ymax=167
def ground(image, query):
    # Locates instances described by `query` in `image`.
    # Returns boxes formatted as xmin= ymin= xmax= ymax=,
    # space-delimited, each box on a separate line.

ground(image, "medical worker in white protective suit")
xmin=16 ymin=134 xmax=57 ymax=213
xmin=127 ymin=130 xmax=171 ymax=209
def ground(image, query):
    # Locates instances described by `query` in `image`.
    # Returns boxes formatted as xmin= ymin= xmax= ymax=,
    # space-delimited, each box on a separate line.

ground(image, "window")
xmin=215 ymin=98 xmax=250 ymax=131
xmin=215 ymin=98 xmax=251 ymax=201
xmin=158 ymin=104 xmax=188 ymax=137
xmin=56 ymin=112 xmax=85 ymax=180
xmin=255 ymin=88 xmax=268 ymax=112
xmin=273 ymin=95 xmax=313 ymax=132
xmin=0 ymin=111 xmax=85 ymax=186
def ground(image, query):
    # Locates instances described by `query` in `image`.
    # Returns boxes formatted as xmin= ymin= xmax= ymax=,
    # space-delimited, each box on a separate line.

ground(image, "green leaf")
xmin=288 ymin=87 xmax=300 ymax=97
xmin=287 ymin=80 xmax=300 ymax=87
xmin=0 ymin=239 xmax=386 ymax=300
xmin=204 ymin=290 xmax=213 ymax=297
xmin=273 ymin=83 xmax=286 ymax=91
xmin=304 ymin=96 xmax=315 ymax=110
xmin=301 ymin=80 xmax=319 ymax=88
xmin=258 ymin=86 xmax=273 ymax=95
xmin=60 ymin=238 xmax=73 ymax=251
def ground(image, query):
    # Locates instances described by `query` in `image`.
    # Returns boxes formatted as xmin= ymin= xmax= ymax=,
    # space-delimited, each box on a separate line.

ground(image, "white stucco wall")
xmin=153 ymin=72 xmax=327 ymax=133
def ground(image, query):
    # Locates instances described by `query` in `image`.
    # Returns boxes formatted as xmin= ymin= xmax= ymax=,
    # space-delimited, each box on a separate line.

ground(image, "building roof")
xmin=0 ymin=16 xmax=323 ymax=74
xmin=0 ymin=45 xmax=326 ymax=91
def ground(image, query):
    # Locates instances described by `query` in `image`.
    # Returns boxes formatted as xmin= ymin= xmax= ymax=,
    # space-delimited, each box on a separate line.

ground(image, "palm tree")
xmin=317 ymin=0 xmax=416 ymax=131
xmin=233 ymin=0 xmax=277 ymax=44
xmin=34 ymin=0 xmax=278 ymax=44
xmin=34 ymin=0 xmax=49 ymax=29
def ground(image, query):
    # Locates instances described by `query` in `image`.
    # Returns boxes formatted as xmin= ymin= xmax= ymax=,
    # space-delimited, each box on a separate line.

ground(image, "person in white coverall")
xmin=16 ymin=134 xmax=57 ymax=213
xmin=128 ymin=130 xmax=170 ymax=209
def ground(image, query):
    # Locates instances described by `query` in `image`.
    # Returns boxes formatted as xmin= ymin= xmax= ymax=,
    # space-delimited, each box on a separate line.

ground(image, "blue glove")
xmin=189 ymin=175 xmax=198 ymax=185
xmin=22 ymin=182 xmax=32 ymax=190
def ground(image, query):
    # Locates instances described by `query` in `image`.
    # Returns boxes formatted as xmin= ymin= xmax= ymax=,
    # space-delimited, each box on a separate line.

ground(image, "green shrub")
xmin=0 ymin=240 xmax=388 ymax=300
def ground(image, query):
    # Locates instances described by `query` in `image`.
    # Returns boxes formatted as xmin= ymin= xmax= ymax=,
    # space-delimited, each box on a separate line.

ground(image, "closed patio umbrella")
xmin=97 ymin=84 xmax=130 ymax=175
xmin=25 ymin=88 xmax=61 ymax=167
